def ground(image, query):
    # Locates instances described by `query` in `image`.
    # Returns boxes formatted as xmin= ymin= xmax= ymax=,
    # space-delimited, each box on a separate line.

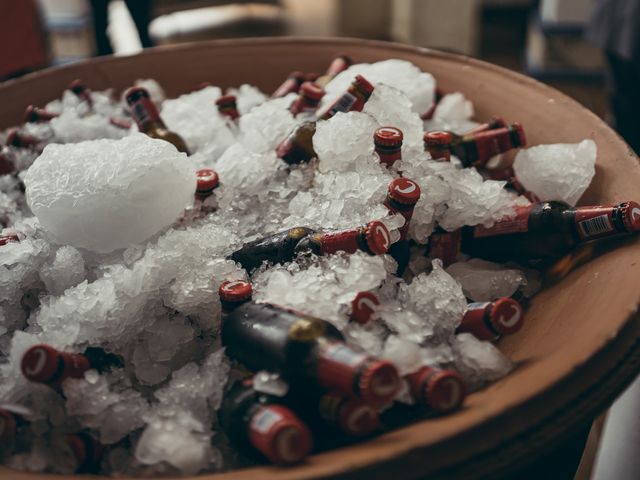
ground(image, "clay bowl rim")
xmin=0 ymin=37 xmax=639 ymax=480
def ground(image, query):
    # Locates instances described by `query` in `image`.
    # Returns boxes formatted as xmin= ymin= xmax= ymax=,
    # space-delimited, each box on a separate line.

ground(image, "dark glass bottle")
xmin=462 ymin=115 xmax=506 ymax=136
xmin=314 ymin=54 xmax=353 ymax=88
xmin=462 ymin=200 xmax=640 ymax=264
xmin=219 ymin=380 xmax=313 ymax=465
xmin=5 ymin=128 xmax=42 ymax=150
xmin=65 ymin=432 xmax=105 ymax=473
xmin=21 ymin=344 xmax=123 ymax=387
xmin=195 ymin=168 xmax=219 ymax=201
xmin=216 ymin=95 xmax=240 ymax=121
xmin=124 ymin=86 xmax=190 ymax=155
xmin=456 ymin=297 xmax=525 ymax=340
xmin=230 ymin=221 xmax=390 ymax=272
xmin=221 ymin=302 xmax=400 ymax=407
xmin=423 ymin=122 xmax=526 ymax=168
xmin=383 ymin=178 xmax=421 ymax=275
xmin=68 ymin=79 xmax=94 ymax=111
xmin=374 ymin=126 xmax=403 ymax=169
xmin=426 ymin=228 xmax=461 ymax=267
xmin=289 ymin=82 xmax=325 ymax=117
xmin=272 ymin=71 xmax=305 ymax=98
xmin=24 ymin=105 xmax=59 ymax=123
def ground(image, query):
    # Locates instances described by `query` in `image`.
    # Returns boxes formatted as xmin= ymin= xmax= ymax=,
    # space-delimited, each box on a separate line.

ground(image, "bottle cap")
xmin=0 ymin=409 xmax=17 ymax=444
xmin=196 ymin=168 xmax=219 ymax=194
xmin=124 ymin=86 xmax=150 ymax=105
xmin=350 ymin=291 xmax=380 ymax=325
xmin=337 ymin=397 xmax=379 ymax=436
xmin=489 ymin=297 xmax=525 ymax=335
xmin=5 ymin=128 xmax=21 ymax=147
xmin=216 ymin=95 xmax=237 ymax=107
xmin=24 ymin=105 xmax=38 ymax=123
xmin=387 ymin=178 xmax=421 ymax=206
xmin=353 ymin=75 xmax=374 ymax=96
xmin=424 ymin=369 xmax=466 ymax=412
xmin=364 ymin=221 xmax=391 ymax=255
xmin=358 ymin=359 xmax=400 ymax=407
xmin=374 ymin=127 xmax=404 ymax=147
xmin=0 ymin=233 xmax=20 ymax=246
xmin=423 ymin=131 xmax=453 ymax=146
xmin=21 ymin=344 xmax=61 ymax=383
xmin=249 ymin=404 xmax=313 ymax=465
xmin=299 ymin=82 xmax=325 ymax=101
xmin=66 ymin=433 xmax=104 ymax=472
xmin=509 ymin=122 xmax=527 ymax=147
xmin=621 ymin=201 xmax=640 ymax=232
xmin=68 ymin=79 xmax=88 ymax=95
xmin=218 ymin=280 xmax=253 ymax=304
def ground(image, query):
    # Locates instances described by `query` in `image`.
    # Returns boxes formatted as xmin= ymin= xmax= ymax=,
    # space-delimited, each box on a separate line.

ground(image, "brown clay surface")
xmin=0 ymin=37 xmax=639 ymax=480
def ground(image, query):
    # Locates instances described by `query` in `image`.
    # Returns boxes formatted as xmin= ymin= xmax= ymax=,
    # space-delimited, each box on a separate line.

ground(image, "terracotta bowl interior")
xmin=0 ymin=38 xmax=639 ymax=480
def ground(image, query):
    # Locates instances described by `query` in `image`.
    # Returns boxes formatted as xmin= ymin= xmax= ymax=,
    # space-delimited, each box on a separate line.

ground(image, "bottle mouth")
xmin=490 ymin=298 xmax=525 ymax=335
xmin=425 ymin=370 xmax=466 ymax=412
xmin=424 ymin=130 xmax=454 ymax=146
xmin=339 ymin=400 xmax=379 ymax=436
xmin=21 ymin=344 xmax=60 ymax=382
xmin=622 ymin=201 xmax=640 ymax=232
xmin=360 ymin=360 xmax=400 ymax=407
xmin=374 ymin=126 xmax=404 ymax=147
xmin=388 ymin=178 xmax=421 ymax=205
xmin=273 ymin=424 xmax=312 ymax=464
xmin=350 ymin=291 xmax=380 ymax=325
xmin=365 ymin=221 xmax=391 ymax=255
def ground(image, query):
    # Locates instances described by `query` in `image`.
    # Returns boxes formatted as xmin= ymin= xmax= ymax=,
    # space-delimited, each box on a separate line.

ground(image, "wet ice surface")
xmin=0 ymin=58 xmax=587 ymax=476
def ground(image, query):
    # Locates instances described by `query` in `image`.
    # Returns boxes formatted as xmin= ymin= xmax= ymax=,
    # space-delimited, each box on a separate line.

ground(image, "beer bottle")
xmin=349 ymin=291 xmax=380 ymax=325
xmin=482 ymin=166 xmax=540 ymax=203
xmin=405 ymin=365 xmax=466 ymax=413
xmin=221 ymin=302 xmax=400 ymax=407
xmin=0 ymin=150 xmax=15 ymax=175
xmin=383 ymin=178 xmax=421 ymax=275
xmin=216 ymin=95 xmax=240 ymax=121
xmin=230 ymin=220 xmax=390 ymax=272
xmin=272 ymin=71 xmax=305 ymax=98
xmin=463 ymin=116 xmax=506 ymax=135
xmin=68 ymin=79 xmax=94 ymax=111
xmin=218 ymin=279 xmax=253 ymax=314
xmin=289 ymin=82 xmax=325 ymax=117
xmin=65 ymin=432 xmax=105 ymax=473
xmin=5 ymin=128 xmax=42 ymax=150
xmin=456 ymin=297 xmax=525 ymax=340
xmin=0 ymin=233 xmax=20 ymax=246
xmin=374 ymin=127 xmax=403 ymax=169
xmin=124 ymin=86 xmax=190 ymax=155
xmin=463 ymin=200 xmax=640 ymax=264
xmin=21 ymin=344 xmax=123 ymax=388
xmin=195 ymin=168 xmax=219 ymax=201
xmin=423 ymin=122 xmax=526 ymax=168
xmin=420 ymin=87 xmax=445 ymax=120
xmin=276 ymin=75 xmax=374 ymax=164
xmin=426 ymin=229 xmax=461 ymax=267
xmin=315 ymin=53 xmax=353 ymax=88
xmin=24 ymin=105 xmax=59 ymax=123
xmin=219 ymin=380 xmax=313 ymax=465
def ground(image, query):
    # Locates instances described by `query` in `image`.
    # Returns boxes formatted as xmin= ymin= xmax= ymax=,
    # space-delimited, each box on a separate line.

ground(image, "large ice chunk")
xmin=24 ymin=134 xmax=196 ymax=253
xmin=446 ymin=258 xmax=525 ymax=302
xmin=513 ymin=139 xmax=597 ymax=206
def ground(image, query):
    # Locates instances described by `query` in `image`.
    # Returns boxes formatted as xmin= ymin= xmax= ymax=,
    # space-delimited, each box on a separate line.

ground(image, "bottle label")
xmin=574 ymin=206 xmax=616 ymax=240
xmin=322 ymin=343 xmax=367 ymax=367
xmin=473 ymin=205 xmax=532 ymax=238
xmin=251 ymin=406 xmax=283 ymax=434
xmin=323 ymin=92 xmax=357 ymax=119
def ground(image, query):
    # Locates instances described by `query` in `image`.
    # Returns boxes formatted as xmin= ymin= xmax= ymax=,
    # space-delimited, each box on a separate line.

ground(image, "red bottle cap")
xmin=21 ymin=344 xmax=61 ymax=383
xmin=488 ymin=297 xmax=525 ymax=335
xmin=299 ymin=82 xmax=325 ymax=101
xmin=407 ymin=366 xmax=466 ymax=412
xmin=196 ymin=168 xmax=219 ymax=194
xmin=124 ymin=86 xmax=150 ymax=105
xmin=248 ymin=404 xmax=313 ymax=465
xmin=353 ymin=74 xmax=374 ymax=96
xmin=374 ymin=127 xmax=404 ymax=147
xmin=350 ymin=291 xmax=380 ymax=325
xmin=358 ymin=359 xmax=400 ymax=407
xmin=621 ymin=201 xmax=640 ymax=232
xmin=336 ymin=397 xmax=379 ymax=436
xmin=68 ymin=79 xmax=88 ymax=95
xmin=423 ymin=131 xmax=453 ymax=146
xmin=218 ymin=280 xmax=253 ymax=304
xmin=387 ymin=178 xmax=421 ymax=206
xmin=0 ymin=233 xmax=20 ymax=246
xmin=0 ymin=409 xmax=17 ymax=445
xmin=364 ymin=220 xmax=391 ymax=255
xmin=66 ymin=433 xmax=104 ymax=471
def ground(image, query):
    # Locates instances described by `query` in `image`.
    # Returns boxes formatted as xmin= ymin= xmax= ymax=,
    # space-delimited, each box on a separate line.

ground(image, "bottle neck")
xmin=130 ymin=96 xmax=165 ymax=132
xmin=573 ymin=204 xmax=630 ymax=241
xmin=384 ymin=196 xmax=416 ymax=241
xmin=375 ymin=145 xmax=402 ymax=168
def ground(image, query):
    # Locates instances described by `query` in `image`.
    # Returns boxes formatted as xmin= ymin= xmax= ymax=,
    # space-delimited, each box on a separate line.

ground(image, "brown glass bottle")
xmin=275 ymin=75 xmax=374 ymax=164
xmin=272 ymin=71 xmax=305 ymax=98
xmin=68 ymin=79 xmax=94 ymax=111
xmin=383 ymin=177 xmax=421 ymax=275
xmin=374 ymin=126 xmax=403 ymax=169
xmin=289 ymin=82 xmax=325 ymax=117
xmin=219 ymin=380 xmax=313 ymax=465
xmin=221 ymin=302 xmax=400 ymax=407
xmin=462 ymin=200 xmax=640 ymax=264
xmin=24 ymin=105 xmax=59 ymax=123
xmin=21 ymin=344 xmax=123 ymax=388
xmin=230 ymin=221 xmax=390 ymax=272
xmin=216 ymin=95 xmax=240 ymax=121
xmin=315 ymin=53 xmax=353 ymax=88
xmin=424 ymin=122 xmax=526 ymax=168
xmin=125 ymin=86 xmax=190 ymax=154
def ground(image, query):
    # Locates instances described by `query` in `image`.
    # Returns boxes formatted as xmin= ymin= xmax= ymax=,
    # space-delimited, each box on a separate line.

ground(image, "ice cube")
xmin=451 ymin=333 xmax=513 ymax=390
xmin=446 ymin=258 xmax=525 ymax=302
xmin=513 ymin=139 xmax=597 ymax=206
xmin=39 ymin=246 xmax=86 ymax=296
xmin=24 ymin=134 xmax=196 ymax=254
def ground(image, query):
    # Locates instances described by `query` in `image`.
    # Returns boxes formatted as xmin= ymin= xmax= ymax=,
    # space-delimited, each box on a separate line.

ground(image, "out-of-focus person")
xmin=587 ymin=0 xmax=640 ymax=153
xmin=89 ymin=0 xmax=153 ymax=56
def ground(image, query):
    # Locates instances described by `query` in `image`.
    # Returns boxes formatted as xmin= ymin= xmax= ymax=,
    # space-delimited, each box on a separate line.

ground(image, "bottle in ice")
xmin=65 ymin=432 xmax=105 ymax=473
xmin=230 ymin=220 xmax=390 ymax=272
xmin=0 ymin=233 xmax=20 ymax=246
xmin=383 ymin=177 xmax=421 ymax=274
xmin=349 ymin=291 xmax=381 ymax=325
xmin=423 ymin=122 xmax=526 ymax=168
xmin=456 ymin=297 xmax=525 ymax=340
xmin=221 ymin=302 xmax=400 ymax=407
xmin=219 ymin=380 xmax=313 ymax=465
xmin=68 ymin=79 xmax=94 ymax=111
xmin=218 ymin=279 xmax=253 ymax=314
xmin=289 ymin=82 xmax=325 ymax=117
xmin=405 ymin=365 xmax=466 ymax=412
xmin=216 ymin=95 xmax=240 ymax=121
xmin=195 ymin=168 xmax=219 ymax=200
xmin=0 ymin=404 xmax=32 ymax=456
xmin=124 ymin=86 xmax=190 ymax=154
xmin=374 ymin=126 xmax=403 ymax=169
xmin=24 ymin=105 xmax=59 ymax=123
xmin=271 ymin=71 xmax=305 ymax=98
xmin=21 ymin=344 xmax=123 ymax=387
xmin=314 ymin=53 xmax=353 ymax=88
xmin=462 ymin=200 xmax=640 ymax=264
xmin=275 ymin=75 xmax=374 ymax=164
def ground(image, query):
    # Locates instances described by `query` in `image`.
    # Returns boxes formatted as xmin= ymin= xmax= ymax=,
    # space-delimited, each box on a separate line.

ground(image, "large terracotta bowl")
xmin=1 ymin=38 xmax=639 ymax=480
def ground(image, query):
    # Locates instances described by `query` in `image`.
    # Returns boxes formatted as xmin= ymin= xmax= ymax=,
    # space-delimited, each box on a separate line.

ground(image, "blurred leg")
xmin=89 ymin=0 xmax=113 ymax=56
xmin=124 ymin=0 xmax=153 ymax=48
xmin=605 ymin=52 xmax=640 ymax=154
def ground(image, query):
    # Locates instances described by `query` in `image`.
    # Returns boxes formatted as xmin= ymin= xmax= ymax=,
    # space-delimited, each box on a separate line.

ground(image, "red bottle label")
xmin=473 ymin=205 xmax=533 ymax=238
xmin=574 ymin=206 xmax=616 ymax=241
xmin=319 ymin=230 xmax=360 ymax=255
xmin=323 ymin=92 xmax=357 ymax=119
